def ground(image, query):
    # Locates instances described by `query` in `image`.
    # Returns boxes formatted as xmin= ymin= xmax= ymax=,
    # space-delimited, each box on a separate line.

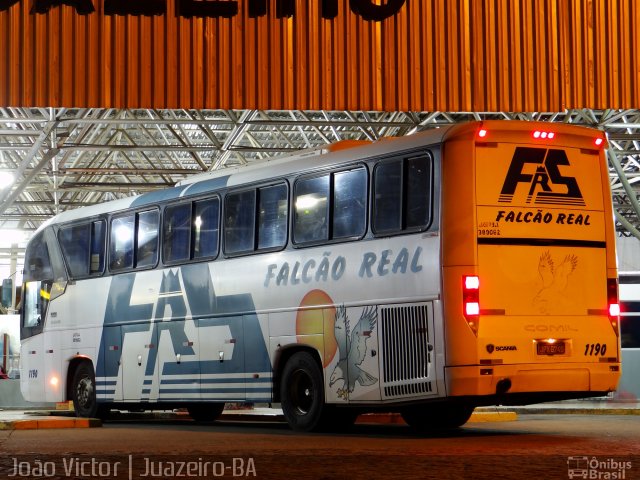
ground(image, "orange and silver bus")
xmin=20 ymin=120 xmax=620 ymax=431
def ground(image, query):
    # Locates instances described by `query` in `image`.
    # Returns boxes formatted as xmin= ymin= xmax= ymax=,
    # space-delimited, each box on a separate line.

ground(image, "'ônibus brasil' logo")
xmin=498 ymin=147 xmax=585 ymax=206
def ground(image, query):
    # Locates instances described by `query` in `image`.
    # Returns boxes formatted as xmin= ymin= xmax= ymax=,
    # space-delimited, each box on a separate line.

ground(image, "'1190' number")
xmin=584 ymin=343 xmax=607 ymax=356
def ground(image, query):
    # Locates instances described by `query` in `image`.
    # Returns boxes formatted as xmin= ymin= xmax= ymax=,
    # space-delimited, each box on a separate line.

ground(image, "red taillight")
xmin=608 ymin=278 xmax=620 ymax=336
xmin=478 ymin=129 xmax=488 ymax=138
xmin=463 ymin=275 xmax=480 ymax=335
xmin=595 ymin=137 xmax=604 ymax=147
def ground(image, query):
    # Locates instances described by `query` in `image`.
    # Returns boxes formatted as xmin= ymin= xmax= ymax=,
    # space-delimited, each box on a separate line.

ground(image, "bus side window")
xmin=293 ymin=175 xmax=330 ymax=244
xmin=110 ymin=215 xmax=135 ymax=271
xmin=136 ymin=210 xmax=160 ymax=268
xmin=164 ymin=203 xmax=192 ymax=263
xmin=405 ymin=155 xmax=432 ymax=229
xmin=257 ymin=183 xmax=288 ymax=250
xmin=90 ymin=220 xmax=106 ymax=274
xmin=59 ymin=220 xmax=106 ymax=278
xmin=333 ymin=167 xmax=367 ymax=239
xmin=193 ymin=197 xmax=220 ymax=259
xmin=373 ymin=154 xmax=433 ymax=235
xmin=224 ymin=190 xmax=257 ymax=255
xmin=58 ymin=224 xmax=91 ymax=277
xmin=373 ymin=160 xmax=403 ymax=233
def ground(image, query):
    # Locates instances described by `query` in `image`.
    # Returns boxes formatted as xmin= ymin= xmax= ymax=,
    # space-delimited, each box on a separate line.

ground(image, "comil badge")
xmin=499 ymin=147 xmax=585 ymax=206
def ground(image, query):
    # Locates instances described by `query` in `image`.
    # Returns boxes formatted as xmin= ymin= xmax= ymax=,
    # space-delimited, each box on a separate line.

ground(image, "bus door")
xmin=473 ymin=135 xmax=618 ymax=390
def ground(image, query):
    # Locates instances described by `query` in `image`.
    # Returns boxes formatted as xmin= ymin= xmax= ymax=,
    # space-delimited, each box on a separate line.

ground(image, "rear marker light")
xmin=465 ymin=276 xmax=480 ymax=290
xmin=607 ymin=278 xmax=620 ymax=337
xmin=594 ymin=137 xmax=604 ymax=147
xmin=478 ymin=129 xmax=488 ymax=138
xmin=465 ymin=302 xmax=480 ymax=316
xmin=609 ymin=303 xmax=620 ymax=317
xmin=463 ymin=275 xmax=480 ymax=336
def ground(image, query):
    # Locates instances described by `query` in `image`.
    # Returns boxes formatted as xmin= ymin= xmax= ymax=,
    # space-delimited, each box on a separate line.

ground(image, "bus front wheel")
xmin=71 ymin=362 xmax=103 ymax=418
xmin=401 ymin=403 xmax=474 ymax=431
xmin=280 ymin=351 xmax=326 ymax=432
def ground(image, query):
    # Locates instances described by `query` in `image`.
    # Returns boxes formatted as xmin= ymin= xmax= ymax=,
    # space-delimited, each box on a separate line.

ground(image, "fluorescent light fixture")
xmin=0 ymin=171 xmax=14 ymax=189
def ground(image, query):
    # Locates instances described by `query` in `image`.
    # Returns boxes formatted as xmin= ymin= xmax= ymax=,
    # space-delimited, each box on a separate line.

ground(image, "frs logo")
xmin=499 ymin=147 xmax=585 ymax=206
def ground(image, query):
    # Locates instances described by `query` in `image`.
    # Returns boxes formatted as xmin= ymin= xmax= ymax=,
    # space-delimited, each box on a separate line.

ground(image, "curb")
xmin=0 ymin=418 xmax=102 ymax=430
xmin=217 ymin=410 xmax=518 ymax=425
xmin=503 ymin=407 xmax=640 ymax=416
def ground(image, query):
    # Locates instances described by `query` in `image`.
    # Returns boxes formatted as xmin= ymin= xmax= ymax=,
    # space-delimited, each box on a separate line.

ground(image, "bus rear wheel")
xmin=187 ymin=403 xmax=225 ymax=422
xmin=72 ymin=362 xmax=105 ymax=418
xmin=280 ymin=351 xmax=326 ymax=432
xmin=401 ymin=403 xmax=474 ymax=431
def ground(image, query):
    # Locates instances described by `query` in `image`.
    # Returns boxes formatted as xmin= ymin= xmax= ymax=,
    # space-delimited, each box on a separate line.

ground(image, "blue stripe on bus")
xmin=181 ymin=176 xmax=230 ymax=197
xmin=159 ymin=378 xmax=271 ymax=385
xmin=142 ymin=389 xmax=151 ymax=394
xmin=97 ymin=390 xmax=115 ymax=395
xmin=159 ymin=388 xmax=272 ymax=394
xmin=129 ymin=185 xmax=191 ymax=208
xmin=96 ymin=381 xmax=117 ymax=386
xmin=143 ymin=379 xmax=153 ymax=385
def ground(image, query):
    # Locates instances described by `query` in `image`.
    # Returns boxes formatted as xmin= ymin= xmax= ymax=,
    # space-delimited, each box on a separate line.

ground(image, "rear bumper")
xmin=445 ymin=362 xmax=621 ymax=398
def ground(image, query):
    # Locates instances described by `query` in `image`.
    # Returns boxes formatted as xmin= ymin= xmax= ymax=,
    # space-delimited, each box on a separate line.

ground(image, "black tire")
xmin=280 ymin=351 xmax=326 ymax=432
xmin=71 ymin=362 xmax=104 ymax=418
xmin=401 ymin=403 xmax=474 ymax=431
xmin=187 ymin=403 xmax=225 ymax=422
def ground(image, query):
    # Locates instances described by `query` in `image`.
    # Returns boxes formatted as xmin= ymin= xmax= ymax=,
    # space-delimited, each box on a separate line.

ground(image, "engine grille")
xmin=380 ymin=304 xmax=434 ymax=399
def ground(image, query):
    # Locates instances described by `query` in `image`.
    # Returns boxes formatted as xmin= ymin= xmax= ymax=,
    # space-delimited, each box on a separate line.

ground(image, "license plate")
xmin=537 ymin=342 xmax=566 ymax=356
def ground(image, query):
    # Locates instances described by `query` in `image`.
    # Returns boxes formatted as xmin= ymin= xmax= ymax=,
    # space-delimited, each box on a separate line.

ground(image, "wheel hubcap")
xmin=290 ymin=369 xmax=314 ymax=416
xmin=76 ymin=376 xmax=94 ymax=407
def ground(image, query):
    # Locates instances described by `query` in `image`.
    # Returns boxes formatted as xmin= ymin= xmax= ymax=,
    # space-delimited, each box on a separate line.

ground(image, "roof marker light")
xmin=478 ymin=129 xmax=488 ymax=138
xmin=533 ymin=130 xmax=555 ymax=140
xmin=595 ymin=137 xmax=604 ymax=146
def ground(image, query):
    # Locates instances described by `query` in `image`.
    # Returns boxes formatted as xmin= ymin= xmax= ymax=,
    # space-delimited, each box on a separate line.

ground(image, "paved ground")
xmin=0 ymin=398 xmax=638 ymax=430
xmin=1 ymin=413 xmax=640 ymax=479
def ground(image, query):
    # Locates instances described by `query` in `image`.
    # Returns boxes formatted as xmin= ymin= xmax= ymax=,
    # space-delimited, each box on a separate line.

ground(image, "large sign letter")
xmin=349 ymin=0 xmax=405 ymax=21
xmin=0 ymin=0 xmax=19 ymax=11
xmin=31 ymin=0 xmax=94 ymax=14
xmin=177 ymin=0 xmax=238 ymax=18
xmin=105 ymin=0 xmax=165 ymax=16
xmin=321 ymin=0 xmax=338 ymax=19
xmin=248 ymin=0 xmax=295 ymax=18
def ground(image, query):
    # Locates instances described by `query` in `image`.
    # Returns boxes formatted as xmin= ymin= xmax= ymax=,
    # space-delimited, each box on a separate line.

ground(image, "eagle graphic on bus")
xmin=534 ymin=251 xmax=578 ymax=314
xmin=329 ymin=305 xmax=378 ymax=399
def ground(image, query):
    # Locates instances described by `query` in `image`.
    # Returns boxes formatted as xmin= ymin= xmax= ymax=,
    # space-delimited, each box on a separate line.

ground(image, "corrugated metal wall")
xmin=1 ymin=0 xmax=639 ymax=111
